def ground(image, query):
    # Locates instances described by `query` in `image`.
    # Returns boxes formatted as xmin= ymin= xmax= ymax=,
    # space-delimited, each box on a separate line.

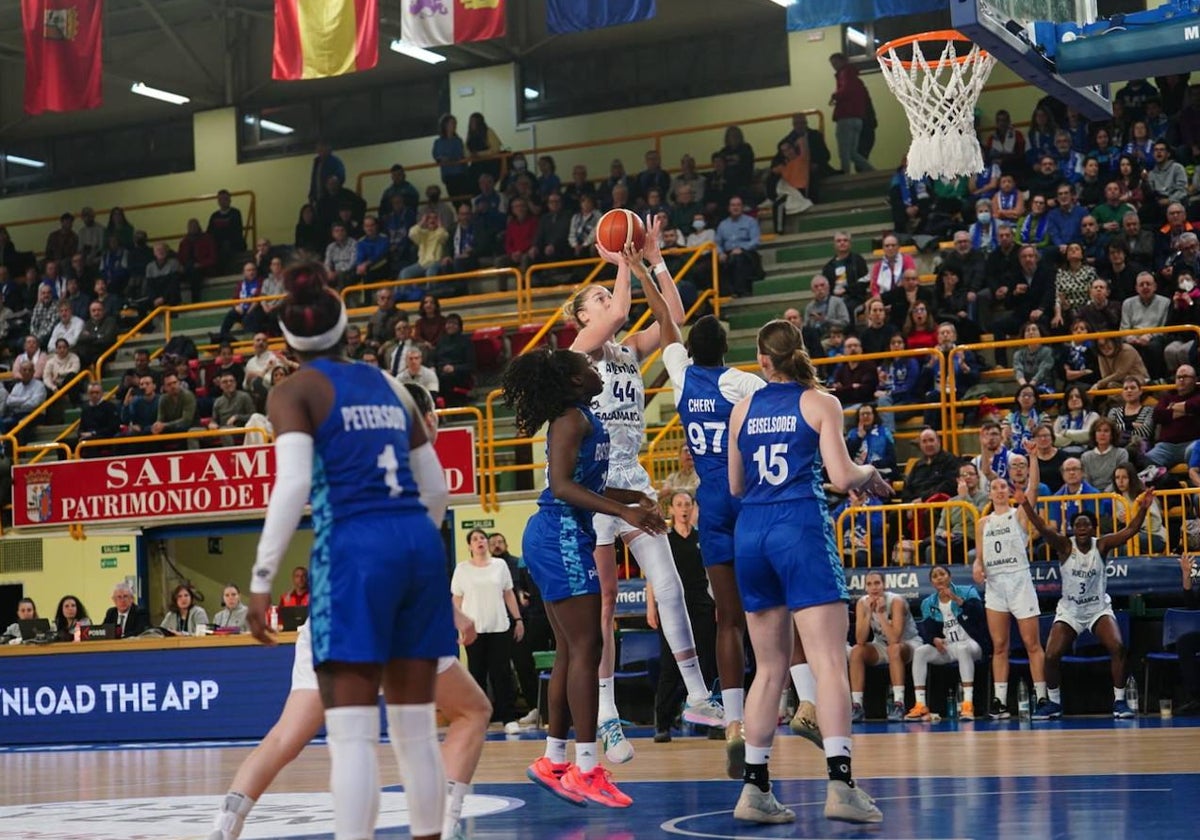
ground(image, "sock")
xmin=891 ymin=685 xmax=905 ymax=704
xmin=598 ymin=678 xmax=618 ymax=722
xmin=1049 ymin=687 xmax=1062 ymax=704
xmin=325 ymin=706 xmax=381 ymax=840
xmin=743 ymin=744 xmax=772 ymax=792
xmin=722 ymin=688 xmax=745 ymax=722
xmin=915 ymin=689 xmax=927 ymax=706
xmin=385 ymin=703 xmax=444 ymax=839
xmin=1115 ymin=687 xmax=1126 ymax=702
xmin=211 ymin=791 xmax=255 ymax=840
xmin=824 ymin=736 xmax=854 ymax=787
xmin=995 ymin=682 xmax=1008 ymax=703
xmin=677 ymin=656 xmax=710 ymax=703
xmin=851 ymin=691 xmax=864 ymax=706
xmin=575 ymin=741 xmax=598 ymax=773
xmin=1035 ymin=681 xmax=1048 ymax=702
xmin=964 ymin=686 xmax=974 ymax=703
xmin=545 ymin=736 xmax=568 ymax=764
xmin=791 ymin=663 xmax=817 ymax=704
xmin=443 ymin=780 xmax=468 ymax=839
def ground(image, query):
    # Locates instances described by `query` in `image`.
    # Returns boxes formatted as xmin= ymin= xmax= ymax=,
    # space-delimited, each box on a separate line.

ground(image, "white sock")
xmin=1034 ymin=681 xmax=1048 ymax=702
xmin=385 ymin=703 xmax=444 ymax=839
xmin=545 ymin=736 xmax=568 ymax=764
xmin=443 ymin=779 xmax=469 ymax=839
xmin=891 ymin=686 xmax=905 ymax=704
xmin=915 ymin=689 xmax=926 ymax=706
xmin=1114 ymin=687 xmax=1126 ymax=702
xmin=964 ymin=686 xmax=974 ymax=703
xmin=325 ymin=706 xmax=381 ymax=840
xmin=598 ymin=678 xmax=618 ymax=721
xmin=995 ymin=682 xmax=1008 ymax=702
xmin=745 ymin=743 xmax=772 ymax=765
xmin=211 ymin=791 xmax=255 ymax=840
xmin=1049 ymin=687 xmax=1062 ymax=704
xmin=791 ymin=663 xmax=817 ymax=704
xmin=851 ymin=691 xmax=863 ymax=706
xmin=824 ymin=735 xmax=852 ymax=760
xmin=722 ymin=688 xmax=745 ymax=722
xmin=678 ymin=656 xmax=710 ymax=703
xmin=575 ymin=741 xmax=598 ymax=773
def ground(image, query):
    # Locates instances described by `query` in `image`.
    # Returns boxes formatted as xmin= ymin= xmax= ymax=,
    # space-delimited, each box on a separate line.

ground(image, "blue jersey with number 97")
xmin=308 ymin=358 xmax=426 ymax=521
xmin=738 ymin=381 xmax=824 ymax=505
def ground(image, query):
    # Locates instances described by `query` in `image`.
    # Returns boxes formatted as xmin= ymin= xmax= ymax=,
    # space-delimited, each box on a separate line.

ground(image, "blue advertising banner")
xmin=614 ymin=556 xmax=1185 ymax=615
xmin=786 ymin=0 xmax=944 ymax=30
xmin=0 ymin=643 xmax=293 ymax=746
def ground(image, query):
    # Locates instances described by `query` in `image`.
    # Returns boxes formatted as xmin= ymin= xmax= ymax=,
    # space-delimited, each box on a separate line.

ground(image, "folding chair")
xmin=613 ymin=629 xmax=660 ymax=718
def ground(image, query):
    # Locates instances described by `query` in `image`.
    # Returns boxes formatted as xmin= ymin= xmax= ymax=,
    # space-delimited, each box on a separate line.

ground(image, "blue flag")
xmin=786 ymin=0 xmax=943 ymax=30
xmin=546 ymin=0 xmax=656 ymax=35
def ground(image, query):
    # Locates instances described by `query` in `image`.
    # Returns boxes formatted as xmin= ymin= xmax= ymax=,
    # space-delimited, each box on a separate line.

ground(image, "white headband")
xmin=279 ymin=299 xmax=348 ymax=352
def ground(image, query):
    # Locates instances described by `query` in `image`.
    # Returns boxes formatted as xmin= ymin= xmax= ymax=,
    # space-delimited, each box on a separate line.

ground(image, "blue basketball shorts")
xmin=522 ymin=509 xmax=602 ymax=604
xmin=696 ymin=484 xmax=739 ymax=568
xmin=734 ymin=502 xmax=848 ymax=613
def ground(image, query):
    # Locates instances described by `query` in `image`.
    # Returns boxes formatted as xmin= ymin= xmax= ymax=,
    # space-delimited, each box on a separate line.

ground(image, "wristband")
xmin=652 ymin=261 xmax=668 ymax=276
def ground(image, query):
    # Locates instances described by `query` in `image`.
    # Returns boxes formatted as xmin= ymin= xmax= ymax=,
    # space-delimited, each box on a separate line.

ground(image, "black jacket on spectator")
xmin=902 ymin=451 xmax=961 ymax=502
xmin=80 ymin=399 xmax=120 ymax=439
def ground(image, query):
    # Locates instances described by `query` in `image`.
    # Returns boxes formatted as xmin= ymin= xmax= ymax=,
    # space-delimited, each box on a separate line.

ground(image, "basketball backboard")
xmin=951 ymin=0 xmax=1113 ymax=119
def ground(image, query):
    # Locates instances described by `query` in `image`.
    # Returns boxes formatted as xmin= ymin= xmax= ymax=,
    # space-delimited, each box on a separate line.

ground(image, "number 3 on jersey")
xmin=686 ymin=421 xmax=726 ymax=455
xmin=752 ymin=443 xmax=789 ymax=485
xmin=377 ymin=444 xmax=403 ymax=497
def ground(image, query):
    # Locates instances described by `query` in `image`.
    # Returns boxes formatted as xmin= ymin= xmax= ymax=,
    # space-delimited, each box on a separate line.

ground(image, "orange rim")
xmin=875 ymin=30 xmax=988 ymax=69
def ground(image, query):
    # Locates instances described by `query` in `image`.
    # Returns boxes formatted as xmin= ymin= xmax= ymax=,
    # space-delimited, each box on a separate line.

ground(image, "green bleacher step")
xmin=754 ymin=275 xmax=808 ymax=297
xmin=727 ymin=307 xmax=790 ymax=331
xmin=775 ymin=237 xmax=872 ymax=264
xmin=800 ymin=205 xmax=892 ymax=233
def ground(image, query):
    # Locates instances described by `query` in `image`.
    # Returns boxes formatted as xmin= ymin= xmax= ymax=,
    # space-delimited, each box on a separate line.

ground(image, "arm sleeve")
xmin=661 ymin=342 xmax=690 ymax=405
xmin=250 ymin=432 xmax=313 ymax=594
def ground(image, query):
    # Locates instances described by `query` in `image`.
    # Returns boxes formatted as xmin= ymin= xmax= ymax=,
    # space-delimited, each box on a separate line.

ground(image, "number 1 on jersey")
xmin=377 ymin=444 xmax=403 ymax=497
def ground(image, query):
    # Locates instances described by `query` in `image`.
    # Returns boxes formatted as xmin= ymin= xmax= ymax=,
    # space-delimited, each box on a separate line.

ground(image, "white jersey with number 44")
xmin=590 ymin=341 xmax=648 ymax=488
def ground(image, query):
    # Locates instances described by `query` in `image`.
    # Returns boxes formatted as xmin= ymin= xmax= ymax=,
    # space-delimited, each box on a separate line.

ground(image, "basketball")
xmin=595 ymin=208 xmax=646 ymax=254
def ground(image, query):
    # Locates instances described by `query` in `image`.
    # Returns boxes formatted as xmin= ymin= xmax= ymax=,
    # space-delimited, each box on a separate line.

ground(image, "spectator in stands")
xmin=378 ymin=163 xmax=420 ymax=215
xmin=869 ymin=235 xmax=914 ymax=299
xmin=1006 ymin=384 xmax=1044 ymax=453
xmin=830 ymin=335 xmax=877 ymax=408
xmin=1119 ymin=212 xmax=1155 ymax=270
xmin=903 ymin=427 xmax=962 ymax=504
xmin=1101 ymin=239 xmax=1140 ymax=301
xmin=974 ymin=419 xmax=1015 ymax=482
xmin=322 ymin=222 xmax=357 ymax=289
xmin=1094 ymin=335 xmax=1151 ymax=392
xmin=120 ymin=373 xmax=159 ymax=439
xmin=1146 ymin=365 xmax=1200 ymax=468
xmin=1017 ymin=193 xmax=1053 ymax=253
xmin=1013 ymin=322 xmax=1056 ymax=393
xmin=397 ymin=347 xmax=440 ymax=397
xmin=353 ymin=215 xmax=391 ymax=291
xmin=212 ymin=584 xmax=249 ymax=631
xmin=74 ymin=300 xmax=117 ymax=368
xmin=399 ymin=210 xmax=450 ymax=297
xmin=931 ymin=265 xmax=977 ymax=342
xmin=985 ymin=109 xmax=1026 ymax=173
xmin=381 ymin=194 xmax=418 ymax=268
xmin=433 ymin=114 xmax=471 ymax=198
xmin=561 ymin=163 xmax=596 ymax=212
xmin=1110 ymin=465 xmax=1166 ymax=554
xmin=316 ymin=176 xmax=365 ymax=236
xmin=828 ymin=53 xmax=874 ymax=174
xmin=307 ymin=140 xmax=345 ymax=205
xmin=461 ymin=113 xmax=502 ymax=185
xmin=1077 ymin=216 xmax=1109 ymax=268
xmin=1051 ymin=131 xmax=1085 ymax=184
xmin=702 ymin=152 xmax=733 ymax=220
xmin=832 ymin=487 xmax=885 ymax=569
xmin=1147 ymin=142 xmax=1189 ymax=220
xmin=293 ymin=203 xmax=323 ymax=255
xmin=422 ymin=184 xmax=457 ymax=231
xmin=215 ymin=262 xmax=263 ymax=342
xmin=434 ymin=313 xmax=475 ymax=407
xmin=532 ymin=192 xmax=571 ymax=267
xmin=874 ymin=333 xmax=920 ymax=433
xmin=65 ymin=253 xmax=95 ymax=296
xmin=1094 ymin=182 xmax=1137 ymax=238
xmin=98 ymin=235 xmax=131 ymax=296
xmin=75 ymin=381 xmax=120 ymax=451
xmin=142 ymin=243 xmax=182 ymax=309
xmin=884 ymin=268 xmax=933 ymax=330
xmin=52 ymin=595 xmax=89 ymax=639
xmin=175 ymin=218 xmax=217 ymax=304
xmin=1047 ymin=457 xmax=1111 ymax=535
xmin=207 ymin=372 xmax=256 ymax=444
xmin=924 ymin=462 xmax=989 ymax=564
xmin=102 ymin=207 xmax=133 ymax=251
xmin=940 ymin=229 xmax=989 ymax=298
xmin=243 ymin=333 xmax=282 ymax=391
xmin=568 ymin=193 xmax=601 ymax=259
xmin=43 ymin=337 xmax=80 ymax=394
xmin=889 ymin=162 xmax=932 ymax=234
xmin=849 ymin=571 xmax=920 ymax=722
xmin=364 ymin=289 xmax=398 ymax=352
xmin=858 ymin=297 xmax=898 ymax=356
xmin=902 ymin=301 xmax=937 ymax=351
xmin=1162 ymin=229 xmax=1200 ymax=290
xmin=597 ymin=158 xmax=629 ymax=209
xmin=992 ymin=245 xmax=1054 ymax=359
xmin=277 ymin=566 xmax=311 ymax=609
xmin=845 ymin=403 xmax=896 ymax=477
xmin=76 ymin=207 xmax=104 ymax=265
xmin=44 ymin=213 xmax=78 ymax=262
xmin=716 ymin=125 xmax=756 ymax=197
xmin=635 ymin=149 xmax=671 ymax=206
xmin=801 ymin=274 xmax=849 ymax=359
xmin=1054 ymin=384 xmax=1100 ymax=457
xmin=415 ymin=294 xmax=446 ymax=349
xmin=510 ymin=174 xmax=544 ymax=216
xmin=103 ymin=582 xmax=149 ymax=638
xmin=715 ymin=196 xmax=761 ymax=298
xmin=381 ymin=316 xmax=421 ymax=376
xmin=207 ymin=189 xmax=245 ymax=270
xmin=500 ymin=197 xmax=538 ymax=279
xmin=150 ymin=368 xmax=196 ymax=443
xmin=161 ymin=584 xmax=208 ymax=635
xmin=1027 ymin=156 xmax=1063 ymax=211
xmin=1049 ymin=183 xmax=1087 ymax=254
xmin=1081 ymin=417 xmax=1129 ymax=491
xmin=48 ymin=301 xmax=84 ymax=351
xmin=2 ymin=360 xmax=47 ymax=433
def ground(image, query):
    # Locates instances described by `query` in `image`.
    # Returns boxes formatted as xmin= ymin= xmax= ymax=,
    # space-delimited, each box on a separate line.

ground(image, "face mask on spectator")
xmin=977 ymin=212 xmax=992 ymax=225
xmin=692 ymin=220 xmax=705 ymax=231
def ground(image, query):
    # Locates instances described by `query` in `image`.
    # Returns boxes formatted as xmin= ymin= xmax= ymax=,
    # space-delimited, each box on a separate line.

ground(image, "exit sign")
xmin=100 ymin=557 xmax=118 ymax=569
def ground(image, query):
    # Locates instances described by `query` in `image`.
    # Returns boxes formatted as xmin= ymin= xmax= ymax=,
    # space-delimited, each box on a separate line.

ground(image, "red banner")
xmin=22 ymin=0 xmax=103 ymax=115
xmin=12 ymin=436 xmax=477 ymax=528
xmin=273 ymin=0 xmax=379 ymax=81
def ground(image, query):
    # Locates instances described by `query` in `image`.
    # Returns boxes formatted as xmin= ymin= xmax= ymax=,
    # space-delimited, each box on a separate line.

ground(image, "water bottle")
xmin=1125 ymin=676 xmax=1139 ymax=715
xmin=946 ymin=690 xmax=958 ymax=720
xmin=1017 ymin=681 xmax=1031 ymax=721
xmin=955 ymin=683 xmax=965 ymax=715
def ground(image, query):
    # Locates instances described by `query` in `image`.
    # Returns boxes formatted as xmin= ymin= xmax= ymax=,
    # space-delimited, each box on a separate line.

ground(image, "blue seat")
xmin=1063 ymin=611 xmax=1130 ymax=665
xmin=614 ymin=629 xmax=660 ymax=708
xmin=1008 ymin=614 xmax=1054 ymax=668
xmin=1142 ymin=609 xmax=1200 ymax=702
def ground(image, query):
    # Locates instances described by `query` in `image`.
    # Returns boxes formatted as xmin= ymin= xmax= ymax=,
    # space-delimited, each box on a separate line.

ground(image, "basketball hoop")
xmin=876 ymin=31 xmax=996 ymax=182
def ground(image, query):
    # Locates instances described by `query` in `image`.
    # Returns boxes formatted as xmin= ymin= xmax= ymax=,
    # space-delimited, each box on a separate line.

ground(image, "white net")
xmin=877 ymin=38 xmax=997 ymax=182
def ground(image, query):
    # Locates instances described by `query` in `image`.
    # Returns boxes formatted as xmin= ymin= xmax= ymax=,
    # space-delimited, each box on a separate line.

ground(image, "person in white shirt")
xmin=242 ymin=333 xmax=284 ymax=392
xmin=47 ymin=302 xmax=84 ymax=350
xmin=2 ymin=360 xmax=47 ymax=432
xmin=396 ymin=348 xmax=440 ymax=396
xmin=43 ymin=338 xmax=81 ymax=392
xmin=15 ymin=335 xmax=48 ymax=380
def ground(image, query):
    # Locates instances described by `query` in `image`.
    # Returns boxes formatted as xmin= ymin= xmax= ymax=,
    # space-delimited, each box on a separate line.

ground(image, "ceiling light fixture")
xmin=130 ymin=82 xmax=190 ymax=105
xmin=244 ymin=115 xmax=295 ymax=135
xmin=389 ymin=39 xmax=447 ymax=65
xmin=4 ymin=154 xmax=46 ymax=169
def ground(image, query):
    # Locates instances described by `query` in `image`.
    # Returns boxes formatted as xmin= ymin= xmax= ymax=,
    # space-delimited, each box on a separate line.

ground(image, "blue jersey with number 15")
xmin=738 ymin=381 xmax=824 ymax=505
xmin=308 ymin=358 xmax=426 ymax=522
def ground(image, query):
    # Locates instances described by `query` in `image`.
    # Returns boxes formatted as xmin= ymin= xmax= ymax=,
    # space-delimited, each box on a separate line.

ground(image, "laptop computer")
xmin=278 ymin=606 xmax=308 ymax=631
xmin=79 ymin=623 xmax=121 ymax=641
xmin=18 ymin=618 xmax=52 ymax=640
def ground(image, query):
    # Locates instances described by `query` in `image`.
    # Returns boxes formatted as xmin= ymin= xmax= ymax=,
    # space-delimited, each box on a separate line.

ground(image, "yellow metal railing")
xmin=835 ymin=500 xmax=981 ymax=568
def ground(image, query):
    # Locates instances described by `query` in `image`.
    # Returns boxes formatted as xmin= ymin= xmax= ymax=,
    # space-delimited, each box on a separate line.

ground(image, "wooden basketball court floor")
xmin=1 ymin=718 xmax=1196 ymax=839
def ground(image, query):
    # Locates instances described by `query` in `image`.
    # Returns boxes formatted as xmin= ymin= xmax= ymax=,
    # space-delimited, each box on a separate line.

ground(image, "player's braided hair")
xmin=501 ymin=348 xmax=583 ymax=437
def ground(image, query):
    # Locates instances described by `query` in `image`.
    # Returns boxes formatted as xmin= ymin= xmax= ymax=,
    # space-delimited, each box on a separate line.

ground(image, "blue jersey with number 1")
xmin=738 ymin=381 xmax=824 ymax=505
xmin=308 ymin=357 xmax=426 ymax=521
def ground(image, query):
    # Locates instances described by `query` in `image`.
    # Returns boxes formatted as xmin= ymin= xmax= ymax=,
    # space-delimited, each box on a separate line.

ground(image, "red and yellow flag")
xmin=273 ymin=0 xmax=378 ymax=81
xmin=22 ymin=0 xmax=104 ymax=115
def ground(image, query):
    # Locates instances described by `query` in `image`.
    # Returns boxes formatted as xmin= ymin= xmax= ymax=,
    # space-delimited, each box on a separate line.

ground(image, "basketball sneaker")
xmin=989 ymin=697 xmax=1010 ymax=719
xmin=724 ymin=720 xmax=745 ymax=780
xmin=518 ymin=708 xmax=540 ymax=727
xmin=733 ymin=784 xmax=795 ymax=824
xmin=1032 ymin=698 xmax=1062 ymax=720
xmin=559 ymin=764 xmax=632 ymax=808
xmin=1112 ymin=699 xmax=1135 ymax=719
xmin=526 ymin=757 xmax=586 ymax=806
xmin=598 ymin=717 xmax=634 ymax=764
xmin=825 ymin=780 xmax=883 ymax=824
xmin=960 ymin=700 xmax=975 ymax=721
xmin=682 ymin=696 xmax=725 ymax=727
xmin=904 ymin=701 xmax=930 ymax=721
xmin=886 ymin=700 xmax=905 ymax=722
xmin=788 ymin=700 xmax=824 ymax=749
xmin=850 ymin=702 xmax=865 ymax=723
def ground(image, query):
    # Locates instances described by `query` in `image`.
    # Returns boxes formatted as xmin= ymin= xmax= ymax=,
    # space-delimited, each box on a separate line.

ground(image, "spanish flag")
xmin=273 ymin=0 xmax=379 ymax=81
